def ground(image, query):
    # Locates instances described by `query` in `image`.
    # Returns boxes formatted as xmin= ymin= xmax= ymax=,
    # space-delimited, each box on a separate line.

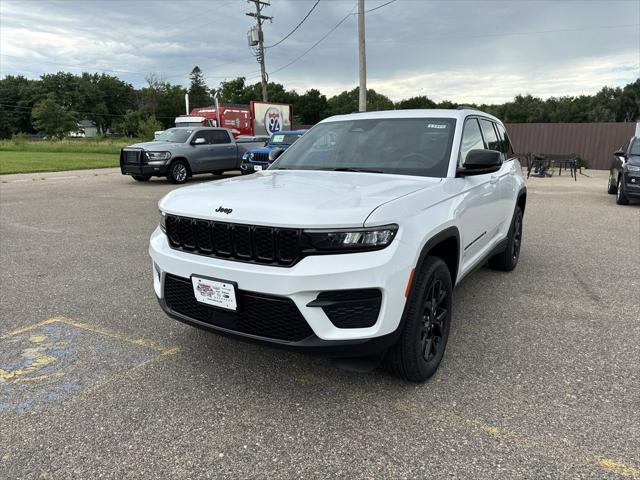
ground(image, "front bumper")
xmin=121 ymin=163 xmax=169 ymax=176
xmin=240 ymin=160 xmax=268 ymax=173
xmin=149 ymin=227 xmax=413 ymax=354
xmin=623 ymin=171 xmax=640 ymax=199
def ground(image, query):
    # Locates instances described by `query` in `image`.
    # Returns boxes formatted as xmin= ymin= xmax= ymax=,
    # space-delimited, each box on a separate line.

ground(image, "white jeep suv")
xmin=150 ymin=109 xmax=527 ymax=382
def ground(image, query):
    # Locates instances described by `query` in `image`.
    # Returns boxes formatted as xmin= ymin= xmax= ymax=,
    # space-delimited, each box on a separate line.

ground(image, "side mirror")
xmin=268 ymin=148 xmax=285 ymax=164
xmin=458 ymin=149 xmax=502 ymax=176
xmin=614 ymin=149 xmax=625 ymax=157
xmin=192 ymin=137 xmax=206 ymax=145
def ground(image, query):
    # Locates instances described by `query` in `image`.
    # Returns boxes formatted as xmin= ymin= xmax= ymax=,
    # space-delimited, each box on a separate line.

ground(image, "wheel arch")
xmin=416 ymin=227 xmax=460 ymax=286
xmin=169 ymin=157 xmax=192 ymax=176
xmin=517 ymin=187 xmax=527 ymax=215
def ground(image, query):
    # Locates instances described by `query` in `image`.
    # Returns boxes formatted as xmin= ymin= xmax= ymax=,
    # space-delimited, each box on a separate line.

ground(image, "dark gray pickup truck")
xmin=120 ymin=127 xmax=264 ymax=183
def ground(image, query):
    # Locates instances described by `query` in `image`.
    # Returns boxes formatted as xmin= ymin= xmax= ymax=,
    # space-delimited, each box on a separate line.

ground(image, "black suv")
xmin=608 ymin=135 xmax=640 ymax=205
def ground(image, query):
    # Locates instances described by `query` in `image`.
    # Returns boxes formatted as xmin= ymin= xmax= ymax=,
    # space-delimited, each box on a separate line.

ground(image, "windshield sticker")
xmin=427 ymin=123 xmax=448 ymax=129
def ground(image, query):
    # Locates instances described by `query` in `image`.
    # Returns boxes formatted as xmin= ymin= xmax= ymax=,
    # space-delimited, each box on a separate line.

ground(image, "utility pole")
xmin=357 ymin=0 xmax=367 ymax=112
xmin=246 ymin=0 xmax=272 ymax=102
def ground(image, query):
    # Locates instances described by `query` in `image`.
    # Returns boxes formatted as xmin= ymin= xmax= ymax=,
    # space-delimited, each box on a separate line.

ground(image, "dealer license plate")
xmin=191 ymin=276 xmax=237 ymax=311
xmin=254 ymin=164 xmax=263 ymax=171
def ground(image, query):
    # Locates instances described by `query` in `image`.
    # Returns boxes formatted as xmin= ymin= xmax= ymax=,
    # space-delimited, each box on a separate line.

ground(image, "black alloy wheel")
xmin=386 ymin=256 xmax=453 ymax=382
xmin=420 ymin=279 xmax=449 ymax=362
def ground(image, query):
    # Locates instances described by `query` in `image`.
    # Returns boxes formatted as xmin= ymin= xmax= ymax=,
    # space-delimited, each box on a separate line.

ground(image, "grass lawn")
xmin=0 ymin=151 xmax=119 ymax=174
xmin=0 ymin=138 xmax=145 ymax=174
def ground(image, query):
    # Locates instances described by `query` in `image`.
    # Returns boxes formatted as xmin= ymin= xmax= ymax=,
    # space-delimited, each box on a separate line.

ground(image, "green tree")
xmin=31 ymin=93 xmax=78 ymax=138
xmin=215 ymin=77 xmax=247 ymax=104
xmin=326 ymin=87 xmax=394 ymax=116
xmin=117 ymin=109 xmax=145 ymax=137
xmin=137 ymin=115 xmax=163 ymax=140
xmin=619 ymin=79 xmax=640 ymax=121
xmin=139 ymin=75 xmax=187 ymax=129
xmin=295 ymin=89 xmax=327 ymax=124
xmin=0 ymin=75 xmax=42 ymax=137
xmin=395 ymin=96 xmax=436 ymax=110
xmin=188 ymin=66 xmax=210 ymax=108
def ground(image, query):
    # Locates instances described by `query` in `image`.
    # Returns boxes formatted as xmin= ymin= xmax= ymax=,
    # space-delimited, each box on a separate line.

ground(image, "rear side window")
xmin=495 ymin=123 xmax=514 ymax=158
xmin=212 ymin=130 xmax=231 ymax=144
xmin=459 ymin=118 xmax=485 ymax=165
xmin=479 ymin=119 xmax=500 ymax=154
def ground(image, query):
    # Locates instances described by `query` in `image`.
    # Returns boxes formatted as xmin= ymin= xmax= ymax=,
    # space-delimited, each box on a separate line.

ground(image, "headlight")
xmin=304 ymin=225 xmax=398 ymax=251
xmin=146 ymin=151 xmax=171 ymax=161
xmin=626 ymin=165 xmax=640 ymax=172
xmin=249 ymin=152 xmax=254 ymax=159
xmin=159 ymin=210 xmax=166 ymax=232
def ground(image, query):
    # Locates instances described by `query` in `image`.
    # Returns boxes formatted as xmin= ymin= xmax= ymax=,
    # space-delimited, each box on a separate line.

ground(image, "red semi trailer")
xmin=174 ymin=101 xmax=292 ymax=137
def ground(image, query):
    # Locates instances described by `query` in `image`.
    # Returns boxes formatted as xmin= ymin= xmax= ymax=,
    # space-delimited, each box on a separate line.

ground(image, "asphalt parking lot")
xmin=1 ymin=167 xmax=638 ymax=479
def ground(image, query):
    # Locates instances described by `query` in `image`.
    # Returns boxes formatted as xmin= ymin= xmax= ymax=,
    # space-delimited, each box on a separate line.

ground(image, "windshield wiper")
xmin=325 ymin=167 xmax=384 ymax=174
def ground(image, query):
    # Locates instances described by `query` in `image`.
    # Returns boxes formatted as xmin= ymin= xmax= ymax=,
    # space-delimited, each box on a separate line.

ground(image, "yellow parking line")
xmin=1 ymin=316 xmax=180 ymax=386
xmin=1 ymin=316 xmax=167 ymax=352
xmin=13 ymin=372 xmax=66 ymax=383
xmin=54 ymin=317 xmax=168 ymax=352
xmin=598 ymin=458 xmax=640 ymax=479
xmin=0 ymin=317 xmax=62 ymax=340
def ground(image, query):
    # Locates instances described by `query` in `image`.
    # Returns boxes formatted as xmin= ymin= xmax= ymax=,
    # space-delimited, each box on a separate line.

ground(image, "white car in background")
xmin=150 ymin=109 xmax=527 ymax=382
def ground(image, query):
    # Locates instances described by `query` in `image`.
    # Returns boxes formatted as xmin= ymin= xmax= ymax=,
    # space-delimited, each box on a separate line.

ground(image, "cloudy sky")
xmin=1 ymin=0 xmax=639 ymax=103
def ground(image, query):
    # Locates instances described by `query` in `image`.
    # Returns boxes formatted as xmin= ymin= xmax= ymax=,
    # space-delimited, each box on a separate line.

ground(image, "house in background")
xmin=69 ymin=119 xmax=98 ymax=138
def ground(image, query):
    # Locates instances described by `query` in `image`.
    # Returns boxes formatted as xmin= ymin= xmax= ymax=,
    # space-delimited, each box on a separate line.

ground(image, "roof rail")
xmin=457 ymin=105 xmax=479 ymax=111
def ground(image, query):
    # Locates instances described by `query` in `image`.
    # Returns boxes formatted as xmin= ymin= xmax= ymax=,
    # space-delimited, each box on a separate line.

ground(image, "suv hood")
xmin=159 ymin=170 xmax=441 ymax=228
xmin=627 ymin=154 xmax=640 ymax=167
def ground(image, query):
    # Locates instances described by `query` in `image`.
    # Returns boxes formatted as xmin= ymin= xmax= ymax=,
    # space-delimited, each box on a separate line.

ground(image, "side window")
xmin=459 ymin=118 xmax=485 ymax=165
xmin=494 ymin=123 xmax=515 ymax=158
xmin=212 ymin=130 xmax=231 ymax=144
xmin=479 ymin=119 xmax=500 ymax=154
xmin=193 ymin=131 xmax=212 ymax=144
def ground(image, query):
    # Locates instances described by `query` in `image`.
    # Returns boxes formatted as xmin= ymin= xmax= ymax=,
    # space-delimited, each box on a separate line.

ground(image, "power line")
xmin=364 ymin=0 xmax=396 ymax=14
xmin=269 ymin=4 xmax=356 ymax=76
xmin=265 ymin=0 xmax=321 ymax=49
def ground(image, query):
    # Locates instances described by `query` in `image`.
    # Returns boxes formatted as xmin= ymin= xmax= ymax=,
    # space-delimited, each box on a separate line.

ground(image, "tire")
xmin=488 ymin=206 xmax=523 ymax=271
xmin=607 ymin=172 xmax=617 ymax=194
xmin=167 ymin=160 xmax=189 ymax=184
xmin=131 ymin=175 xmax=151 ymax=182
xmin=385 ymin=256 xmax=453 ymax=382
xmin=616 ymin=176 xmax=629 ymax=205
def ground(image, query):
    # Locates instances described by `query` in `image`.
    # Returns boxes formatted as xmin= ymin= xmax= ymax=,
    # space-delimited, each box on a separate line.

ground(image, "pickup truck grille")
xmin=121 ymin=148 xmax=143 ymax=165
xmin=165 ymin=215 xmax=302 ymax=266
xmin=251 ymin=152 xmax=269 ymax=164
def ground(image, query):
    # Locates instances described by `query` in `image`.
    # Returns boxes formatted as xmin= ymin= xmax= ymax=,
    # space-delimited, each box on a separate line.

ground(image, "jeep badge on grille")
xmin=215 ymin=206 xmax=233 ymax=214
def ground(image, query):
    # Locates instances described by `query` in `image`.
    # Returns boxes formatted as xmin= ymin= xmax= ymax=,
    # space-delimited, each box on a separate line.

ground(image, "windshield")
xmin=630 ymin=138 xmax=640 ymax=156
xmin=272 ymin=118 xmax=456 ymax=177
xmin=270 ymin=133 xmax=302 ymax=146
xmin=155 ymin=128 xmax=193 ymax=143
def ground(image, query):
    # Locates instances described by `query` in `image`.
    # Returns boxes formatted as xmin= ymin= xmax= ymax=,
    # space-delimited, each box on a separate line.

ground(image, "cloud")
xmin=1 ymin=0 xmax=638 ymax=103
